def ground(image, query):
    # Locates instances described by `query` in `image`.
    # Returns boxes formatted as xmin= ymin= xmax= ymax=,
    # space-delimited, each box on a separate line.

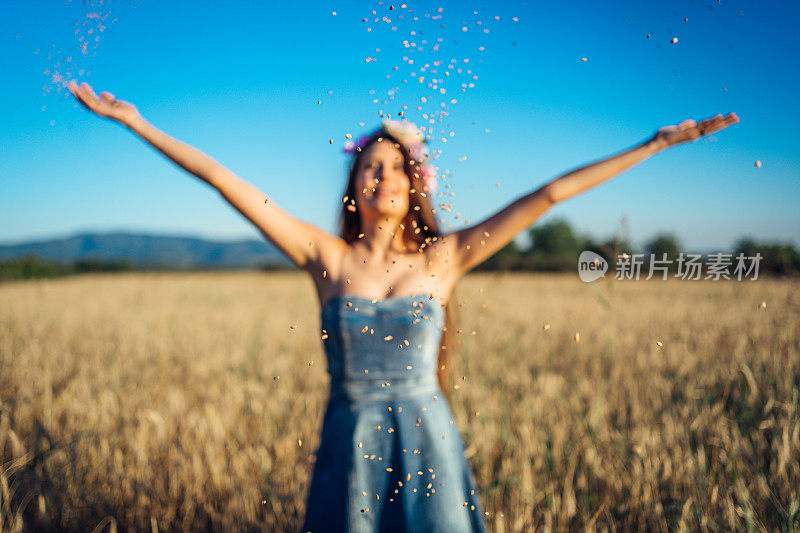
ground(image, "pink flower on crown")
xmin=343 ymin=119 xmax=438 ymax=193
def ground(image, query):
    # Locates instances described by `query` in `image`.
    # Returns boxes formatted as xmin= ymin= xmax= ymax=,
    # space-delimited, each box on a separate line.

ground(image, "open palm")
xmin=68 ymin=80 xmax=139 ymax=124
xmin=653 ymin=113 xmax=739 ymax=148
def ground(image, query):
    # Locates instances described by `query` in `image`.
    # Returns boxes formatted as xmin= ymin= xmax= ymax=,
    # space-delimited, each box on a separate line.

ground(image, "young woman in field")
xmin=67 ymin=79 xmax=738 ymax=532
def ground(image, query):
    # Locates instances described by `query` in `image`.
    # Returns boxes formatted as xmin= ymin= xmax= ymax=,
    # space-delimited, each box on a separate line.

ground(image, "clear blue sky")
xmin=1 ymin=0 xmax=798 ymax=252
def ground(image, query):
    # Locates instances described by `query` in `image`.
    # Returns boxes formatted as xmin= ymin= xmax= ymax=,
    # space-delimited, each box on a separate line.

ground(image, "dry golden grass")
xmin=1 ymin=271 xmax=798 ymax=532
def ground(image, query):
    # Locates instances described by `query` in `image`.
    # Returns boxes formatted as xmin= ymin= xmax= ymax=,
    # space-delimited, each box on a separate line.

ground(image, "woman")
xmin=67 ymin=80 xmax=738 ymax=531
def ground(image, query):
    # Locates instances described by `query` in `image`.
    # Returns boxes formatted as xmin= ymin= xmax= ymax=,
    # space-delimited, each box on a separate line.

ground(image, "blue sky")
xmin=1 ymin=0 xmax=798 ymax=252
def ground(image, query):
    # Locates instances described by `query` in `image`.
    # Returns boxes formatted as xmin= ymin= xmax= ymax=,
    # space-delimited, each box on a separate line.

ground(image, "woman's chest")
xmin=313 ymin=248 xmax=455 ymax=306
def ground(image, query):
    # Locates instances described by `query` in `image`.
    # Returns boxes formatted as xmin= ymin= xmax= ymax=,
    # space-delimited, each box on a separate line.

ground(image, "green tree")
xmin=520 ymin=217 xmax=596 ymax=271
xmin=0 ymin=255 xmax=72 ymax=281
xmin=644 ymin=233 xmax=682 ymax=273
xmin=645 ymin=233 xmax=681 ymax=259
xmin=527 ymin=217 xmax=585 ymax=255
xmin=474 ymin=239 xmax=524 ymax=271
xmin=732 ymin=236 xmax=800 ymax=276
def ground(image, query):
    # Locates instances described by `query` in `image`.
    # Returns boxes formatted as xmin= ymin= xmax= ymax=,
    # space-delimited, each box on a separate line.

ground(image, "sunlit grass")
xmin=1 ymin=271 xmax=798 ymax=531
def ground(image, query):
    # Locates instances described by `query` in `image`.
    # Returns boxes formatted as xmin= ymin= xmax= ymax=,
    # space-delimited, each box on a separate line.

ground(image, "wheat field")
xmin=0 ymin=271 xmax=798 ymax=532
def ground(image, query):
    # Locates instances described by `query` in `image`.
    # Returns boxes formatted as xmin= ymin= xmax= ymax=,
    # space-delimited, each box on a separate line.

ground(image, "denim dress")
xmin=302 ymin=294 xmax=486 ymax=533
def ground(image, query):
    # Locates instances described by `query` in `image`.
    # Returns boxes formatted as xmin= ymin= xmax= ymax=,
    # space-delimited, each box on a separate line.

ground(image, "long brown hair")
xmin=337 ymin=129 xmax=457 ymax=392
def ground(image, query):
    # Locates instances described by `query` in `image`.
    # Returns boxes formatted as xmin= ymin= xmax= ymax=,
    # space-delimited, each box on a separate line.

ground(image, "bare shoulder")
xmin=303 ymin=233 xmax=348 ymax=301
xmin=422 ymin=232 xmax=463 ymax=285
xmin=306 ymin=231 xmax=348 ymax=276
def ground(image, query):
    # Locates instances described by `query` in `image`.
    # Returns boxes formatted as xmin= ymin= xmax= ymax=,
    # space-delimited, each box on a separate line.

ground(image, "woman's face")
xmin=355 ymin=139 xmax=411 ymax=219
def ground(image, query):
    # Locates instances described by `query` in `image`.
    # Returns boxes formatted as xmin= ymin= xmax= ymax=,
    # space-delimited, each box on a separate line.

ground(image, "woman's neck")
xmin=356 ymin=221 xmax=412 ymax=258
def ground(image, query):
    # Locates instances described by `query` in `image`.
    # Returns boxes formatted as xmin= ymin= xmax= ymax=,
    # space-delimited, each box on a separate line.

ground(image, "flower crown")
xmin=344 ymin=119 xmax=438 ymax=193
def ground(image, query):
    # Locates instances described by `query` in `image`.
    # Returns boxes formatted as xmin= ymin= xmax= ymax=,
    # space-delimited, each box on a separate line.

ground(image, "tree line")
xmin=473 ymin=217 xmax=800 ymax=277
xmin=2 ymin=218 xmax=798 ymax=281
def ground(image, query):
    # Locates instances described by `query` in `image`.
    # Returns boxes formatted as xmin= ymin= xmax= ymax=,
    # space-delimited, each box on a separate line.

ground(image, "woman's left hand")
xmin=651 ymin=112 xmax=739 ymax=149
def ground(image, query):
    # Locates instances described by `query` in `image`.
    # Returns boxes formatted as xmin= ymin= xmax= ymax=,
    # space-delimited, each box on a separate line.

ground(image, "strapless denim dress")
xmin=302 ymin=294 xmax=486 ymax=533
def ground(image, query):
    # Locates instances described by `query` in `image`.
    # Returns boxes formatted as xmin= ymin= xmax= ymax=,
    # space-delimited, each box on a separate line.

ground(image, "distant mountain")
xmin=0 ymin=232 xmax=294 ymax=269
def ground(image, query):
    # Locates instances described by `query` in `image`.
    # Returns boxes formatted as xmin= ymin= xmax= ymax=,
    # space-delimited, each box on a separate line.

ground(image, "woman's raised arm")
xmin=429 ymin=113 xmax=740 ymax=276
xmin=67 ymin=80 xmax=344 ymax=269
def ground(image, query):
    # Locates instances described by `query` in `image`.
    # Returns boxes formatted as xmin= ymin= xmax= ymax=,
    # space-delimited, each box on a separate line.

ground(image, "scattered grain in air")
xmin=384 ymin=335 xmax=393 ymax=340
xmin=544 ymin=324 xmax=550 ymax=330
xmin=347 ymin=278 xmax=351 ymax=284
xmin=298 ymin=439 xmax=302 ymax=447
xmin=358 ymin=441 xmax=363 ymax=448
xmin=329 ymin=139 xmax=334 ymax=144
xmin=581 ymin=57 xmax=587 ymax=62
xmin=345 ymin=133 xmax=352 ymax=139
xmin=308 ymin=360 xmax=314 ymax=366
xmin=364 ymin=369 xmax=369 ymax=374
xmin=273 ymin=376 xmax=280 ymax=381
xmin=656 ymin=341 xmax=663 ymax=347
xmin=321 ymin=330 xmax=328 ymax=340
xmin=332 ymin=11 xmax=337 ymax=15
xmin=671 ymin=37 xmax=678 ymax=43
xmin=347 ymin=204 xmax=357 ymax=212
xmin=760 ymin=301 xmax=767 ymax=309
xmin=755 ymin=160 xmax=762 ymax=168
xmin=290 ymin=324 xmax=297 ymax=330
xmin=406 ymin=365 xmax=413 ymax=370
xmin=264 ymin=197 xmax=269 ymax=203
xmin=362 ymin=491 xmax=367 ymax=496
xmin=574 ymin=332 xmax=580 ymax=343
xmin=323 ymin=270 xmax=327 ymax=278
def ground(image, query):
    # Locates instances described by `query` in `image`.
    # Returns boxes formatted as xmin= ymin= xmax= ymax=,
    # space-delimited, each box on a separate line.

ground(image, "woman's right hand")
xmin=68 ymin=80 xmax=140 ymax=125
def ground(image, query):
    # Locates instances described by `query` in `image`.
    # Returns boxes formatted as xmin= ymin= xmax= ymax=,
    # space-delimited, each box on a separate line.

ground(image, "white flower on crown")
xmin=381 ymin=118 xmax=425 ymax=147
xmin=381 ymin=118 xmax=437 ymax=192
